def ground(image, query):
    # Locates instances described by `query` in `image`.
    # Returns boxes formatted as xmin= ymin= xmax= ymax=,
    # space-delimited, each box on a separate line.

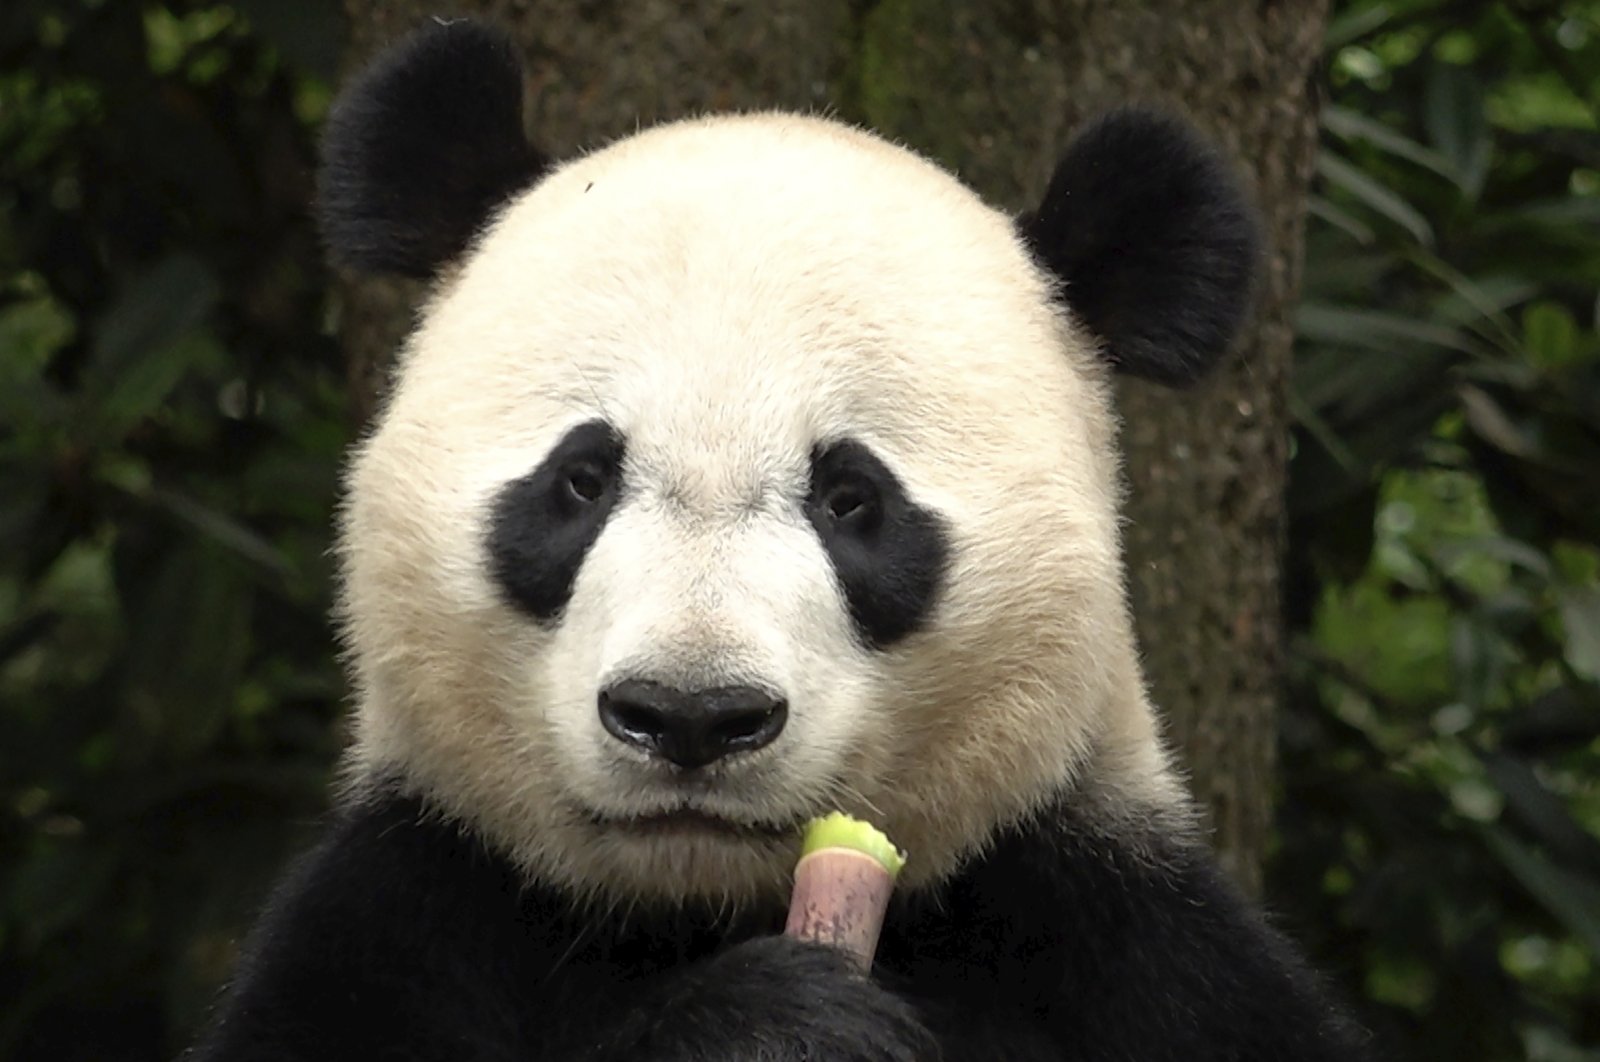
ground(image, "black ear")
xmin=1018 ymin=108 xmax=1261 ymax=388
xmin=316 ymin=19 xmax=547 ymax=278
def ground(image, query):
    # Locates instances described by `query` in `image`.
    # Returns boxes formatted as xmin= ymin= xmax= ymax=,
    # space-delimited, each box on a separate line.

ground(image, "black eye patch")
xmin=487 ymin=420 xmax=625 ymax=623
xmin=805 ymin=440 xmax=950 ymax=649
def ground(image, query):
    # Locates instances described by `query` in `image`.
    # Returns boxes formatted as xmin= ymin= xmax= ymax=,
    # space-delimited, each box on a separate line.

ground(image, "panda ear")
xmin=1018 ymin=108 xmax=1261 ymax=388
xmin=316 ymin=19 xmax=548 ymax=278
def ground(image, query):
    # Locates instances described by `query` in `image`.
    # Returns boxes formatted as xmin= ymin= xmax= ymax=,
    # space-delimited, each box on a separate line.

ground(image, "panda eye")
xmin=823 ymin=479 xmax=880 ymax=532
xmin=563 ymin=463 xmax=609 ymax=505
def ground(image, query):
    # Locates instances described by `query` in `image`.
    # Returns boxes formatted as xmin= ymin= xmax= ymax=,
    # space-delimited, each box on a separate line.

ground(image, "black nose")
xmin=598 ymin=680 xmax=787 ymax=769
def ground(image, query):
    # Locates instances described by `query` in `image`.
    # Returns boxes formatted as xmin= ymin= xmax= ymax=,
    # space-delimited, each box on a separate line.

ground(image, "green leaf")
xmin=144 ymin=487 xmax=294 ymax=580
xmin=0 ymin=461 xmax=52 ymax=563
xmin=1433 ymin=535 xmax=1552 ymax=579
xmin=5 ymin=840 xmax=121 ymax=949
xmin=1301 ymin=244 xmax=1397 ymax=296
xmin=77 ymin=254 xmax=224 ymax=439
xmin=1297 ymin=303 xmax=1480 ymax=354
xmin=1483 ymin=752 xmax=1600 ymax=876
xmin=1482 ymin=827 xmax=1600 ymax=960
xmin=118 ymin=546 xmax=253 ymax=756
xmin=1290 ymin=391 xmax=1364 ymax=476
xmin=0 ymin=296 xmax=73 ymax=431
xmin=1557 ymin=585 xmax=1600 ymax=682
xmin=85 ymin=255 xmax=218 ymax=388
xmin=1450 ymin=615 xmax=1499 ymax=709
xmin=1416 ymin=262 xmax=1530 ymax=354
xmin=230 ymin=0 xmax=346 ymax=80
xmin=1307 ymin=195 xmax=1377 ymax=245
xmin=1502 ymin=686 xmax=1600 ymax=751
xmin=1504 ymin=197 xmax=1600 ymax=228
xmin=91 ymin=329 xmax=222 ymax=440
xmin=1325 ymin=4 xmax=1396 ymax=49
xmin=1522 ymin=302 xmax=1582 ymax=369
xmin=0 ymin=295 xmax=74 ymax=374
xmin=1323 ymin=105 xmax=1457 ymax=179
xmin=1317 ymin=151 xmax=1435 ymax=245
xmin=1294 ymin=343 xmax=1457 ymax=455
xmin=1459 ymin=385 xmax=1539 ymax=459
xmin=1425 ymin=63 xmax=1492 ymax=198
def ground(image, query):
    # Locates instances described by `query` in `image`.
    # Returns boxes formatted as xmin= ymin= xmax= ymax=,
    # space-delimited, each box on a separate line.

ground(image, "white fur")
xmin=339 ymin=113 xmax=1191 ymax=906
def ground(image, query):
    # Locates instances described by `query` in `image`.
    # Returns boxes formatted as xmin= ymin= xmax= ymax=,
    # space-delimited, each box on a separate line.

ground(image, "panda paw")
xmin=602 ymin=935 xmax=937 ymax=1061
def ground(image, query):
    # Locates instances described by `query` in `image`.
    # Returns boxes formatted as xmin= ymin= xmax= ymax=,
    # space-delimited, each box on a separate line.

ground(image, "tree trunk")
xmin=338 ymin=0 xmax=1329 ymax=892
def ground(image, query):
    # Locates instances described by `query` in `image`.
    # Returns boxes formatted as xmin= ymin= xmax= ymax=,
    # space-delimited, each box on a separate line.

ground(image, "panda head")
xmin=323 ymin=20 xmax=1260 ymax=906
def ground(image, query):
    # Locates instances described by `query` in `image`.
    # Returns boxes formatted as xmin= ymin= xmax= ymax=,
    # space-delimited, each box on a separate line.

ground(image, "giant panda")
xmin=191 ymin=18 xmax=1373 ymax=1062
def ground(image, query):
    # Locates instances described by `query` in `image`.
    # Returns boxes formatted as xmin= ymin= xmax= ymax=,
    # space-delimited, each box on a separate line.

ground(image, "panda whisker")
xmin=823 ymin=777 xmax=886 ymax=821
xmin=567 ymin=359 xmax=611 ymax=419
xmin=541 ymin=904 xmax=606 ymax=986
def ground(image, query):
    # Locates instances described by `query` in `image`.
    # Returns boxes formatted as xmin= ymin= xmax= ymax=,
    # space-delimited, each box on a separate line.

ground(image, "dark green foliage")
xmin=1 ymin=2 xmax=1596 ymax=1060
xmin=0 ymin=3 xmax=347 ymax=1058
xmin=1279 ymin=2 xmax=1600 ymax=1059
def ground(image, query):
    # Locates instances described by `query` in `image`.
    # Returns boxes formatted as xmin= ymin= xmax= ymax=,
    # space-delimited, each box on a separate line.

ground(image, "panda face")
xmin=339 ymin=114 xmax=1166 ymax=905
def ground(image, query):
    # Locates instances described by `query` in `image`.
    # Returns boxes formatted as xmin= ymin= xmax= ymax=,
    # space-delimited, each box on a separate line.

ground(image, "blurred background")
xmin=1 ymin=1 xmax=1597 ymax=1059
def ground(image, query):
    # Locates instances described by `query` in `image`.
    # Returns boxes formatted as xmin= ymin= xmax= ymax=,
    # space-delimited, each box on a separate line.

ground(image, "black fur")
xmin=1018 ymin=108 xmax=1261 ymax=388
xmin=488 ymin=421 xmax=626 ymax=622
xmin=805 ymin=440 xmax=949 ymax=650
xmin=316 ymin=20 xmax=546 ymax=277
xmin=883 ymin=813 xmax=1376 ymax=1060
xmin=189 ymin=790 xmax=1374 ymax=1061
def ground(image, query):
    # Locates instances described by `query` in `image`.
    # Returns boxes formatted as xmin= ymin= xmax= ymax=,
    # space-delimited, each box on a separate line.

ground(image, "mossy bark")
xmin=339 ymin=0 xmax=1329 ymax=892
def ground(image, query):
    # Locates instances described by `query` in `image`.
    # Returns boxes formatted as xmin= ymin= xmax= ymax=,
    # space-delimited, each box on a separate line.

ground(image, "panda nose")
xmin=598 ymin=680 xmax=787 ymax=769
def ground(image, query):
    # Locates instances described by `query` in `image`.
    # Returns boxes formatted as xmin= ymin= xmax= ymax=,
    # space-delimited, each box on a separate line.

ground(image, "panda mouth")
xmin=587 ymin=806 xmax=798 ymax=840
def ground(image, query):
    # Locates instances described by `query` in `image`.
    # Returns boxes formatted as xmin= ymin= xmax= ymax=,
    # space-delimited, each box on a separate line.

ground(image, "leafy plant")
xmin=1279 ymin=2 xmax=1600 ymax=1058
xmin=0 ymin=4 xmax=347 ymax=1058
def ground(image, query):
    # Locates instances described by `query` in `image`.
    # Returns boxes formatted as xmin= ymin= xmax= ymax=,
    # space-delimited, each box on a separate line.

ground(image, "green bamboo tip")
xmin=799 ymin=812 xmax=907 ymax=878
